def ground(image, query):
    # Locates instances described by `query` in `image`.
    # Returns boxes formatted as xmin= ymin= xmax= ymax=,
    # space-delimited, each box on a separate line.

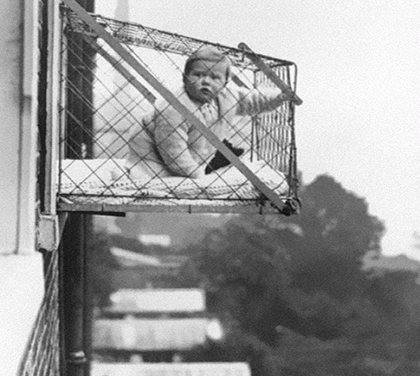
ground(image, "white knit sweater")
xmin=126 ymin=84 xmax=286 ymax=179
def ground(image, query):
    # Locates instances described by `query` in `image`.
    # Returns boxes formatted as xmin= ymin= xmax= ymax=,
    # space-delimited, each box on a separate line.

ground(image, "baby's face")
xmin=184 ymin=60 xmax=228 ymax=103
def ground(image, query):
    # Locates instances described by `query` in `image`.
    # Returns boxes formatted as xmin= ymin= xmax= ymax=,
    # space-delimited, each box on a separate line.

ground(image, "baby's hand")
xmin=281 ymin=90 xmax=299 ymax=103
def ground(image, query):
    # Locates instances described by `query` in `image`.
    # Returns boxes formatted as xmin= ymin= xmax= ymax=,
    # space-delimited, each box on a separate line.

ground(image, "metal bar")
xmin=61 ymin=0 xmax=289 ymax=212
xmin=57 ymin=200 xmax=297 ymax=215
xmin=82 ymin=14 xmax=295 ymax=67
xmin=43 ymin=0 xmax=61 ymax=214
xmin=238 ymin=42 xmax=303 ymax=106
xmin=83 ymin=214 xmax=94 ymax=376
xmin=61 ymin=1 xmax=95 ymax=376
xmin=61 ymin=213 xmax=88 ymax=376
xmin=37 ymin=0 xmax=49 ymax=214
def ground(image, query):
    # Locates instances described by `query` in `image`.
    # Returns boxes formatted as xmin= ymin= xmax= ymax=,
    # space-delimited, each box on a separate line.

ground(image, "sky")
xmin=95 ymin=0 xmax=420 ymax=261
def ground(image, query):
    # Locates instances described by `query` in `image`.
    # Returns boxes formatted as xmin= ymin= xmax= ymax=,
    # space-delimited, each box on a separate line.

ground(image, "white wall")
xmin=0 ymin=0 xmax=23 ymax=253
xmin=0 ymin=0 xmax=38 ymax=255
xmin=0 ymin=255 xmax=44 ymax=375
xmin=0 ymin=1 xmax=44 ymax=375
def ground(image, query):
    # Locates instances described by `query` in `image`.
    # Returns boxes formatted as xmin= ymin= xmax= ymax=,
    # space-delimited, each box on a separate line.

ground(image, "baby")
xmin=126 ymin=46 xmax=293 ymax=179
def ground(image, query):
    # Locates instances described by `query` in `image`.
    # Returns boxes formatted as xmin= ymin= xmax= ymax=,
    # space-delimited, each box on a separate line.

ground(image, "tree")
xmin=178 ymin=174 xmax=420 ymax=374
xmin=185 ymin=217 xmax=293 ymax=345
xmin=185 ymin=175 xmax=387 ymax=342
xmin=281 ymin=175 xmax=385 ymax=300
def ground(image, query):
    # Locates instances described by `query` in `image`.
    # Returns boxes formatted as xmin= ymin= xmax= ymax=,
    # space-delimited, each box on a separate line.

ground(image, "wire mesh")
xmin=57 ymin=7 xmax=299 ymax=214
xmin=18 ymin=251 xmax=60 ymax=376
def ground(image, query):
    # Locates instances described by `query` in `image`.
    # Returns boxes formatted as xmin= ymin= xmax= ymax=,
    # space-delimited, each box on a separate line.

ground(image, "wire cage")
xmin=56 ymin=3 xmax=300 ymax=215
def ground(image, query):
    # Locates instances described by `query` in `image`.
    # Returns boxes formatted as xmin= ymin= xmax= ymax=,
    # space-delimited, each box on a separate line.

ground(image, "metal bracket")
xmin=37 ymin=213 xmax=68 ymax=251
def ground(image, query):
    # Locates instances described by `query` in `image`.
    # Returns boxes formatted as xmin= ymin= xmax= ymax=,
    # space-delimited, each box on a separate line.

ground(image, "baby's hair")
xmin=184 ymin=47 xmax=231 ymax=82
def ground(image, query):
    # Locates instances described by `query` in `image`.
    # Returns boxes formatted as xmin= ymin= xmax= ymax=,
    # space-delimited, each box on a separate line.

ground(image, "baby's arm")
xmin=154 ymin=111 xmax=204 ymax=178
xmin=235 ymin=87 xmax=291 ymax=116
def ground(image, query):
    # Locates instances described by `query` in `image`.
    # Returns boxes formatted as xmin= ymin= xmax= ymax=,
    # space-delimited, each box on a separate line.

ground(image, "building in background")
xmin=109 ymin=247 xmax=188 ymax=289
xmin=93 ymin=288 xmax=223 ymax=363
xmin=91 ymin=362 xmax=251 ymax=376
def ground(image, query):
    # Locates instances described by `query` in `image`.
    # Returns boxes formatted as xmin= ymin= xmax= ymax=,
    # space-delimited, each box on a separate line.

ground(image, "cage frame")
xmin=54 ymin=0 xmax=301 ymax=216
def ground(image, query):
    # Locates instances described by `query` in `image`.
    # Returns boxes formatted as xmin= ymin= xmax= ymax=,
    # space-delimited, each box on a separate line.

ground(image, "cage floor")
xmin=57 ymin=159 xmax=291 ymax=214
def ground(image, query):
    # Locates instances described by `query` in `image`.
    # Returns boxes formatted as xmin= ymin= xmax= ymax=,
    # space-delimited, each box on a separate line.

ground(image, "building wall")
xmin=0 ymin=0 xmax=37 ymax=254
xmin=0 ymin=1 xmax=24 ymax=252
xmin=0 ymin=256 xmax=44 ymax=375
xmin=0 ymin=1 xmax=44 ymax=375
